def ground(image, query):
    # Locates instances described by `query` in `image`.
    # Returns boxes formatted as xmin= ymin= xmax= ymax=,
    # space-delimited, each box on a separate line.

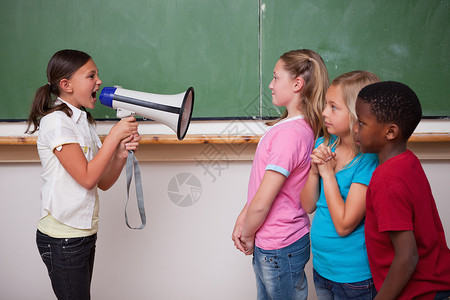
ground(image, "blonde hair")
xmin=266 ymin=49 xmax=329 ymax=139
xmin=323 ymin=70 xmax=380 ymax=155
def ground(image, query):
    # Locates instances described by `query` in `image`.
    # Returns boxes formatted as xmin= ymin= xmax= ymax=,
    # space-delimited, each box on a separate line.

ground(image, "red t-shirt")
xmin=365 ymin=150 xmax=450 ymax=299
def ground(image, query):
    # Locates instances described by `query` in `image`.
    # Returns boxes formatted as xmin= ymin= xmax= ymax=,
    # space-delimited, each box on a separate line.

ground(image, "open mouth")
xmin=91 ymin=91 xmax=97 ymax=99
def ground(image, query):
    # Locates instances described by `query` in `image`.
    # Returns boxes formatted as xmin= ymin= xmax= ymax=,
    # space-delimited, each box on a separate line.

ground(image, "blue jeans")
xmin=36 ymin=230 xmax=97 ymax=300
xmin=313 ymin=268 xmax=376 ymax=300
xmin=252 ymin=233 xmax=310 ymax=300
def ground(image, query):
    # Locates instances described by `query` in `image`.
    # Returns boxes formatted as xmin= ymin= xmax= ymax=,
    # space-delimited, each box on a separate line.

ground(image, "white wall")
xmin=0 ymin=158 xmax=449 ymax=300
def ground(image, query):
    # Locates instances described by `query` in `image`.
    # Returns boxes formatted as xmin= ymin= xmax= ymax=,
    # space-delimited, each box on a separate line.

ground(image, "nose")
xmin=352 ymin=122 xmax=358 ymax=134
xmin=269 ymin=79 xmax=274 ymax=90
xmin=322 ymin=106 xmax=329 ymax=118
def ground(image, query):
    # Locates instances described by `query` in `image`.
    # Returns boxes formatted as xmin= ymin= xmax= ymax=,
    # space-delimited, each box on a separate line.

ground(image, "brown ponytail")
xmin=25 ymin=49 xmax=93 ymax=134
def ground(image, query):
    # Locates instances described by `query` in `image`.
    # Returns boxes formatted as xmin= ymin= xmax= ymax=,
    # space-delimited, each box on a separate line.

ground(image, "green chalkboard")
xmin=260 ymin=0 xmax=450 ymax=118
xmin=0 ymin=0 xmax=449 ymax=120
xmin=0 ymin=0 xmax=259 ymax=120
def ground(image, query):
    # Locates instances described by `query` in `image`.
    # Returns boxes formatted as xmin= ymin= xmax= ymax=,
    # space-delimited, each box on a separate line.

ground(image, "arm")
xmin=97 ymin=133 xmax=141 ymax=191
xmin=240 ymin=170 xmax=286 ymax=255
xmin=313 ymin=145 xmax=366 ymax=236
xmin=322 ymin=176 xmax=368 ymax=236
xmin=300 ymin=141 xmax=328 ymax=214
xmin=54 ymin=117 xmax=139 ymax=190
xmin=231 ymin=203 xmax=248 ymax=253
xmin=300 ymin=164 xmax=320 ymax=214
xmin=374 ymin=230 xmax=418 ymax=300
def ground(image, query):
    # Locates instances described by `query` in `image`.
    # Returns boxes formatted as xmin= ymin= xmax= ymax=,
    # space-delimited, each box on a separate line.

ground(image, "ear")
xmin=385 ymin=123 xmax=400 ymax=141
xmin=293 ymin=77 xmax=305 ymax=92
xmin=59 ymin=79 xmax=73 ymax=93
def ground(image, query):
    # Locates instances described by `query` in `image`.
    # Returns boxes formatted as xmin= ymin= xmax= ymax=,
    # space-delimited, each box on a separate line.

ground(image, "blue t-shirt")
xmin=310 ymin=135 xmax=378 ymax=283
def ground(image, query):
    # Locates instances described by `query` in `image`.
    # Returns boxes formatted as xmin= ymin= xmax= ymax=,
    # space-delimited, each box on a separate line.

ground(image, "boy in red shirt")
xmin=353 ymin=81 xmax=450 ymax=299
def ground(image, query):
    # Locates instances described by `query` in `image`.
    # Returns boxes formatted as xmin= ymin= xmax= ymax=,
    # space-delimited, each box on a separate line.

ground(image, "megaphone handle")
xmin=125 ymin=150 xmax=146 ymax=229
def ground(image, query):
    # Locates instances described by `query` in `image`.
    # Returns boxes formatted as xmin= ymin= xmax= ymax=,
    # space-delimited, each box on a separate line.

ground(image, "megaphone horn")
xmin=99 ymin=86 xmax=195 ymax=140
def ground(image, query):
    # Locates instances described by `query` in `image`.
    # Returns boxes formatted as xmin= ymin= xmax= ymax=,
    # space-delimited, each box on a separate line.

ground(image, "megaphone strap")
xmin=125 ymin=151 xmax=146 ymax=229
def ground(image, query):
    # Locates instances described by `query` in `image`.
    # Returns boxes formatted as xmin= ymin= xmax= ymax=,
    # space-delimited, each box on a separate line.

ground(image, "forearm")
xmin=375 ymin=231 xmax=418 ymax=300
xmin=242 ymin=201 xmax=271 ymax=239
xmin=322 ymin=172 xmax=347 ymax=231
xmin=241 ymin=170 xmax=285 ymax=240
xmin=235 ymin=204 xmax=248 ymax=227
xmin=375 ymin=252 xmax=417 ymax=299
xmin=84 ymin=135 xmax=121 ymax=189
xmin=322 ymin=172 xmax=367 ymax=236
xmin=97 ymin=151 xmax=127 ymax=191
xmin=56 ymin=136 xmax=122 ymax=190
xmin=300 ymin=170 xmax=320 ymax=214
xmin=232 ymin=204 xmax=249 ymax=253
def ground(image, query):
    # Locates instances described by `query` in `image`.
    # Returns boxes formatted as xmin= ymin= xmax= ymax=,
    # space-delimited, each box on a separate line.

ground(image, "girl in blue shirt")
xmin=301 ymin=71 xmax=380 ymax=299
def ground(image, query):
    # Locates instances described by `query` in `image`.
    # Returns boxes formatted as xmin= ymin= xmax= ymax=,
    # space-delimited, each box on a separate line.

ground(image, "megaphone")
xmin=99 ymin=86 xmax=194 ymax=140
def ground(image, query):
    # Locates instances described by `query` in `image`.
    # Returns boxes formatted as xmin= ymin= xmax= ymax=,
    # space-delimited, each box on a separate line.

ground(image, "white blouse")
xmin=37 ymin=98 xmax=102 ymax=229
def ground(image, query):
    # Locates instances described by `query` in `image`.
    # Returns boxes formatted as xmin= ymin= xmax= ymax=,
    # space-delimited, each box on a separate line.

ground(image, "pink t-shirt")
xmin=247 ymin=116 xmax=314 ymax=250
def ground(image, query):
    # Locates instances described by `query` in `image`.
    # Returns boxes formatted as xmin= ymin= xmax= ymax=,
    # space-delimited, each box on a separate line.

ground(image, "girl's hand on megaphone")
xmin=125 ymin=134 xmax=141 ymax=152
xmin=115 ymin=134 xmax=141 ymax=159
xmin=110 ymin=116 xmax=139 ymax=143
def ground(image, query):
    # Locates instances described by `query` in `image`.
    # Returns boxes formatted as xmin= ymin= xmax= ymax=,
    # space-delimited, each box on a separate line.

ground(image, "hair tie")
xmin=47 ymin=82 xmax=51 ymax=86
xmin=308 ymin=57 xmax=312 ymax=62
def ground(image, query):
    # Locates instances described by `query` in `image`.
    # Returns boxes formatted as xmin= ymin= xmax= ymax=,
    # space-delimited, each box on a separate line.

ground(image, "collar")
xmin=259 ymin=115 xmax=305 ymax=144
xmin=56 ymin=97 xmax=86 ymax=123
xmin=271 ymin=115 xmax=304 ymax=128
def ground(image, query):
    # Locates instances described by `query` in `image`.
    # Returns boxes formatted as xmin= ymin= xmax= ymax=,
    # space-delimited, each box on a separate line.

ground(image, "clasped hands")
xmin=232 ymin=221 xmax=255 ymax=256
xmin=310 ymin=144 xmax=337 ymax=175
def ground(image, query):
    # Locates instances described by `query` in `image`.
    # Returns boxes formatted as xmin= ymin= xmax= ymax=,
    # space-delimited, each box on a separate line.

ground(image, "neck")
xmin=286 ymin=105 xmax=303 ymax=119
xmin=59 ymin=94 xmax=81 ymax=109
xmin=338 ymin=132 xmax=356 ymax=154
xmin=339 ymin=132 xmax=353 ymax=147
xmin=286 ymin=111 xmax=302 ymax=118
xmin=377 ymin=143 xmax=407 ymax=164
xmin=285 ymin=95 xmax=304 ymax=119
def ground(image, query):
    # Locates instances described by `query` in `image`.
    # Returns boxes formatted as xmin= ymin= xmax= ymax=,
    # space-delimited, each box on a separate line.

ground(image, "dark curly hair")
xmin=358 ymin=81 xmax=422 ymax=141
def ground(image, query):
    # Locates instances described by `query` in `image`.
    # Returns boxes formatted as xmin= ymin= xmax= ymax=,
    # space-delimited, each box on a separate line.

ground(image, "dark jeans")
xmin=435 ymin=290 xmax=450 ymax=300
xmin=36 ymin=230 xmax=97 ymax=300
xmin=313 ymin=268 xmax=377 ymax=300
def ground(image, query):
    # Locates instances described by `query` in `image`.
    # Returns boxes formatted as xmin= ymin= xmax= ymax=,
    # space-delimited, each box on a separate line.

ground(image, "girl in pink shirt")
xmin=232 ymin=49 xmax=329 ymax=300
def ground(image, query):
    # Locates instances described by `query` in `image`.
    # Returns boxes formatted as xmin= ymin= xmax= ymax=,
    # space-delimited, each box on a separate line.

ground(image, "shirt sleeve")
xmin=265 ymin=128 xmax=310 ymax=177
xmin=315 ymin=136 xmax=325 ymax=149
xmin=371 ymin=176 xmax=414 ymax=233
xmin=39 ymin=112 xmax=79 ymax=151
xmin=352 ymin=153 xmax=378 ymax=186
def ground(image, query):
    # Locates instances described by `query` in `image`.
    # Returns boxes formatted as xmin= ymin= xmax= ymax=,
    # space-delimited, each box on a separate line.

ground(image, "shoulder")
xmin=39 ymin=111 xmax=73 ymax=132
xmin=40 ymin=111 xmax=71 ymax=125
xmin=314 ymin=135 xmax=339 ymax=149
xmin=347 ymin=153 xmax=378 ymax=185
xmin=359 ymin=152 xmax=379 ymax=166
xmin=315 ymin=136 xmax=325 ymax=148
xmin=373 ymin=151 xmax=416 ymax=178
xmin=270 ymin=121 xmax=313 ymax=142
